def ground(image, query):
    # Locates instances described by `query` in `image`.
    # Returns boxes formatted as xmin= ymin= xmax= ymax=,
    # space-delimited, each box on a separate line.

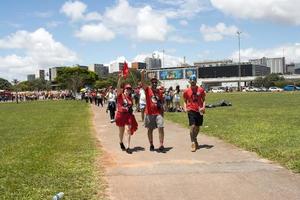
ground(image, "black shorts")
xmin=188 ymin=111 xmax=203 ymax=126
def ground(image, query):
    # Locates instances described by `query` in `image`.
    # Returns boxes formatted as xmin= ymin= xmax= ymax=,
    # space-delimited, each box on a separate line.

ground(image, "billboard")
xmin=146 ymin=71 xmax=158 ymax=80
xmin=185 ymin=68 xmax=197 ymax=79
xmin=159 ymin=69 xmax=183 ymax=80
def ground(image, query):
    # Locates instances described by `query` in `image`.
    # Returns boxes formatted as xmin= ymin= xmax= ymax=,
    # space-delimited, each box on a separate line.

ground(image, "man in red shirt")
xmin=183 ymin=75 xmax=206 ymax=152
xmin=141 ymin=70 xmax=165 ymax=152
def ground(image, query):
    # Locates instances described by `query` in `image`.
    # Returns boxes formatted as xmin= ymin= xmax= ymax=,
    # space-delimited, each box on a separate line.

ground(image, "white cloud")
xmin=168 ymin=35 xmax=194 ymax=43
xmin=46 ymin=21 xmax=63 ymax=28
xmin=104 ymin=0 xmax=137 ymax=26
xmin=210 ymin=0 xmax=300 ymax=25
xmin=60 ymin=0 xmax=87 ymax=21
xmin=60 ymin=0 xmax=102 ymax=22
xmin=85 ymin=12 xmax=102 ymax=21
xmin=137 ymin=6 xmax=171 ymax=41
xmin=231 ymin=43 xmax=300 ymax=63
xmin=75 ymin=23 xmax=115 ymax=42
xmin=158 ymin=0 xmax=210 ymax=19
xmin=200 ymin=22 xmax=239 ymax=41
xmin=0 ymin=28 xmax=78 ymax=80
xmin=179 ymin=20 xmax=188 ymax=26
xmin=133 ymin=51 xmax=186 ymax=67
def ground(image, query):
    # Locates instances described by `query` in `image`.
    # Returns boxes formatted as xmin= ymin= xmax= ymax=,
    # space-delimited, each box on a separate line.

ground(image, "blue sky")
xmin=0 ymin=0 xmax=300 ymax=81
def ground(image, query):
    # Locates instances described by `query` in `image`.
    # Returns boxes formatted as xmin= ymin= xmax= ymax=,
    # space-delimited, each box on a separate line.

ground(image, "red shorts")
xmin=115 ymin=112 xmax=138 ymax=134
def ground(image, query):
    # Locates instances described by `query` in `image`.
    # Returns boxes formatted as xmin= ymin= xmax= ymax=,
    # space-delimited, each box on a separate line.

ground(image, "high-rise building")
xmin=249 ymin=57 xmax=285 ymax=74
xmin=294 ymin=63 xmax=300 ymax=74
xmin=145 ymin=57 xmax=161 ymax=69
xmin=194 ymin=60 xmax=233 ymax=67
xmin=49 ymin=67 xmax=65 ymax=82
xmin=286 ymin=63 xmax=295 ymax=74
xmin=89 ymin=64 xmax=109 ymax=78
xmin=36 ymin=69 xmax=45 ymax=80
xmin=109 ymin=62 xmax=124 ymax=73
xmin=27 ymin=74 xmax=35 ymax=81
xmin=131 ymin=62 xmax=146 ymax=70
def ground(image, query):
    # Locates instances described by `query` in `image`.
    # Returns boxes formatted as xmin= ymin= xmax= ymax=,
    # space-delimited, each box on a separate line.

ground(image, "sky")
xmin=0 ymin=0 xmax=300 ymax=81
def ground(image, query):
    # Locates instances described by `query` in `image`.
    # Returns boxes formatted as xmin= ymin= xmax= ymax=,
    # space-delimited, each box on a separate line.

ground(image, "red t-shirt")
xmin=145 ymin=87 xmax=164 ymax=115
xmin=117 ymin=93 xmax=133 ymax=113
xmin=183 ymin=86 xmax=206 ymax=112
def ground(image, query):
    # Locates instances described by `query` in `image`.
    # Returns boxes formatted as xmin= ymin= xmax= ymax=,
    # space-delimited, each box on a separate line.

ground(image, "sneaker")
xmin=150 ymin=145 xmax=155 ymax=151
xmin=195 ymin=141 xmax=199 ymax=149
xmin=110 ymin=119 xmax=115 ymax=123
xmin=158 ymin=145 xmax=165 ymax=152
xmin=120 ymin=143 xmax=126 ymax=151
xmin=126 ymin=148 xmax=132 ymax=154
xmin=191 ymin=142 xmax=196 ymax=152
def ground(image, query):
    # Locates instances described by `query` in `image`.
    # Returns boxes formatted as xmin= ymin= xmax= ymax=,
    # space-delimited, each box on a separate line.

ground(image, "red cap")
xmin=124 ymin=84 xmax=132 ymax=89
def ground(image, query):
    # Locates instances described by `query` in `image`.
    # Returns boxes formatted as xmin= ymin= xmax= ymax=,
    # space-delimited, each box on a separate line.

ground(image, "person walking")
xmin=141 ymin=70 xmax=165 ymax=152
xmin=183 ymin=75 xmax=206 ymax=152
xmin=106 ymin=86 xmax=117 ymax=123
xmin=138 ymin=82 xmax=146 ymax=122
xmin=115 ymin=74 xmax=138 ymax=154
xmin=174 ymin=85 xmax=181 ymax=112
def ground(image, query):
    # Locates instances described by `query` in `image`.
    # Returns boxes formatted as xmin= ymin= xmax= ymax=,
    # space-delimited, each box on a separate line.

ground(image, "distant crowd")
xmin=82 ymin=83 xmax=184 ymax=114
xmin=0 ymin=90 xmax=75 ymax=102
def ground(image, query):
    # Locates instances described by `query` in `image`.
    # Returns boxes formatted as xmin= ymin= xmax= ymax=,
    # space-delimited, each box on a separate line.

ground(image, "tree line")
xmin=0 ymin=67 xmax=143 ymax=93
xmin=253 ymin=74 xmax=300 ymax=88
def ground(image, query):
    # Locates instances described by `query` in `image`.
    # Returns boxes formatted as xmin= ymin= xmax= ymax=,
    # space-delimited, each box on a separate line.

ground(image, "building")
xmin=198 ymin=63 xmax=270 ymax=78
xmin=145 ymin=57 xmax=161 ymax=69
xmin=286 ymin=63 xmax=295 ymax=74
xmin=109 ymin=62 xmax=124 ymax=73
xmin=294 ymin=63 xmax=300 ymax=74
xmin=49 ymin=67 xmax=65 ymax=82
xmin=27 ymin=74 xmax=35 ymax=81
xmin=131 ymin=62 xmax=146 ymax=70
xmin=194 ymin=59 xmax=233 ymax=67
xmin=89 ymin=64 xmax=109 ymax=78
xmin=35 ymin=69 xmax=45 ymax=80
xmin=249 ymin=57 xmax=285 ymax=74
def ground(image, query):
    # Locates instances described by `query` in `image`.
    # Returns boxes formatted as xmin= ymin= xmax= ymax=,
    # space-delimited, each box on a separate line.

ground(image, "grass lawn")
xmin=166 ymin=92 xmax=300 ymax=173
xmin=0 ymin=101 xmax=105 ymax=199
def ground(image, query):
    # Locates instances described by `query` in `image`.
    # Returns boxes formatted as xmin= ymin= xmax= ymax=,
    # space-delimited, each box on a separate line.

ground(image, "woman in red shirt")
xmin=115 ymin=75 xmax=138 ymax=154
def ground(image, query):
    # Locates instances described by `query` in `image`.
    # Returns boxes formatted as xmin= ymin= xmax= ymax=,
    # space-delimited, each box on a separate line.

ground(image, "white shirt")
xmin=139 ymin=88 xmax=146 ymax=104
xmin=107 ymin=92 xmax=116 ymax=102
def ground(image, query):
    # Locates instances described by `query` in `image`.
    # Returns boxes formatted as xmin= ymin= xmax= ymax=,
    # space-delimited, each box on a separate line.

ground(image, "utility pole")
xmin=162 ymin=49 xmax=165 ymax=68
xmin=237 ymin=31 xmax=242 ymax=91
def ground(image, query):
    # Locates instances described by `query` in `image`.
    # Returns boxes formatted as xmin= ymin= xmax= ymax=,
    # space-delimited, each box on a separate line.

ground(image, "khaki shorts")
xmin=145 ymin=114 xmax=164 ymax=129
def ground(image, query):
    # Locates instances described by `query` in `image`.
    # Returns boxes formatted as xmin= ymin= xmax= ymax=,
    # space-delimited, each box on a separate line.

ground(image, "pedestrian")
xmin=141 ymin=70 xmax=165 ymax=152
xmin=174 ymin=85 xmax=181 ymax=112
xmin=183 ymin=75 xmax=206 ymax=152
xmin=139 ymin=82 xmax=146 ymax=122
xmin=115 ymin=74 xmax=138 ymax=154
xmin=106 ymin=86 xmax=117 ymax=123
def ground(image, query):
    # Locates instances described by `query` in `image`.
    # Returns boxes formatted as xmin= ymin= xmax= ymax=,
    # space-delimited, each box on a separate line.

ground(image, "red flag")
xmin=122 ymin=61 xmax=129 ymax=79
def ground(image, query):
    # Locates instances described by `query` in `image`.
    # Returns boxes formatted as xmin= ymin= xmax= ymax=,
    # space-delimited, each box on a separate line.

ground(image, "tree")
xmin=56 ymin=67 xmax=98 ymax=93
xmin=0 ymin=78 xmax=12 ymax=90
xmin=253 ymin=73 xmax=285 ymax=88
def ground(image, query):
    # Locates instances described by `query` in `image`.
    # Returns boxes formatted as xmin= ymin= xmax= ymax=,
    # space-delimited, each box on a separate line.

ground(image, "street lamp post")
xmin=237 ymin=31 xmax=242 ymax=91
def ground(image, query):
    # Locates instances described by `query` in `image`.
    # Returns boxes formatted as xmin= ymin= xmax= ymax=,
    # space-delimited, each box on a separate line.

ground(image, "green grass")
xmin=0 ymin=101 xmax=105 ymax=199
xmin=166 ymin=92 xmax=300 ymax=173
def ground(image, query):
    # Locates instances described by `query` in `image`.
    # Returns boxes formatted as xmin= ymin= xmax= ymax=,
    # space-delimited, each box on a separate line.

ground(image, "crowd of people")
xmin=86 ymin=72 xmax=206 ymax=154
xmin=0 ymin=90 xmax=75 ymax=102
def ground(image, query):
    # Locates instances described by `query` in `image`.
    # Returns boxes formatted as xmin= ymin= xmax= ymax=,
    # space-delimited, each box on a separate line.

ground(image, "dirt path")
xmin=92 ymin=105 xmax=300 ymax=200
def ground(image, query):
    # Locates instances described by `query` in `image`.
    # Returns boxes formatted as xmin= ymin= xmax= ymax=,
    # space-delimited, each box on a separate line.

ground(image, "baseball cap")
xmin=189 ymin=74 xmax=197 ymax=82
xmin=124 ymin=84 xmax=132 ymax=89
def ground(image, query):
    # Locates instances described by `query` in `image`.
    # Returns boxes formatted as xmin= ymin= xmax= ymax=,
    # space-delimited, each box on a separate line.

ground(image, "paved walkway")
xmin=92 ymin=105 xmax=300 ymax=200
